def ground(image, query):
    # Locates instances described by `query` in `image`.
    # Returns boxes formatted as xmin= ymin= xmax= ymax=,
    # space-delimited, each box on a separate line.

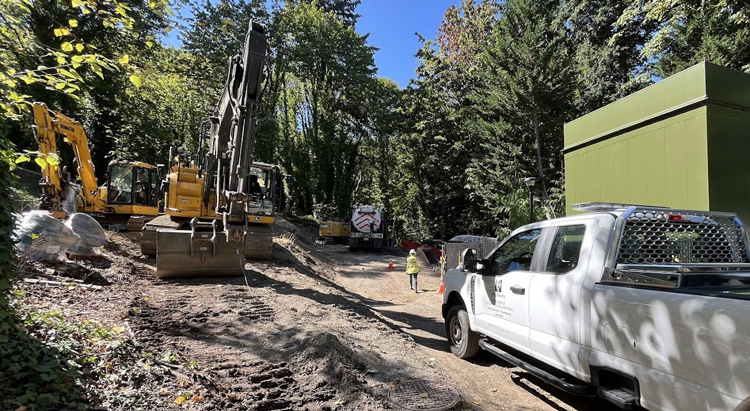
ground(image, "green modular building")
xmin=564 ymin=62 xmax=750 ymax=222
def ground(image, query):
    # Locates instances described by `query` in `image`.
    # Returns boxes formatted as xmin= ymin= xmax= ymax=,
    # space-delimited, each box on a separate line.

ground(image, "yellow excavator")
xmin=142 ymin=21 xmax=284 ymax=278
xmin=32 ymin=103 xmax=160 ymax=226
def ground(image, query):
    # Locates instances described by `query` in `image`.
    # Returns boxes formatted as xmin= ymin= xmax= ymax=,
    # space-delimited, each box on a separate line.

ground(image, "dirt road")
xmin=309 ymin=231 xmax=619 ymax=411
xmin=14 ymin=218 xmax=620 ymax=410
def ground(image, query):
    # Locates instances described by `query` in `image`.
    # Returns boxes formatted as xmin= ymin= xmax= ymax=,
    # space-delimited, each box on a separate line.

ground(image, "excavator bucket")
xmin=155 ymin=227 xmax=245 ymax=279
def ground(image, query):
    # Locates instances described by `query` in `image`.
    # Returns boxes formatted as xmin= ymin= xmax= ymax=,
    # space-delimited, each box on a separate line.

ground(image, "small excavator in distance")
xmin=31 ymin=103 xmax=160 ymax=227
xmin=143 ymin=21 xmax=280 ymax=278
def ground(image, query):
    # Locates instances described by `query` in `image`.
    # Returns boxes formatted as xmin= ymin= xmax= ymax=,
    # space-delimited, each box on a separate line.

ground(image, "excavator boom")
xmin=32 ymin=104 xmax=63 ymax=214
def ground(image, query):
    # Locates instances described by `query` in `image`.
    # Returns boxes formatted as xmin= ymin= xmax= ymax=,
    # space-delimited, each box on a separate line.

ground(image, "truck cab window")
xmin=546 ymin=225 xmax=586 ymax=273
xmin=490 ymin=229 xmax=541 ymax=275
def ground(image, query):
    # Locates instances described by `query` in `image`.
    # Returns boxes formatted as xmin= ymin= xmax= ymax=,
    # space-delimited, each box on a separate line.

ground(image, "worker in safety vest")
xmin=407 ymin=249 xmax=420 ymax=293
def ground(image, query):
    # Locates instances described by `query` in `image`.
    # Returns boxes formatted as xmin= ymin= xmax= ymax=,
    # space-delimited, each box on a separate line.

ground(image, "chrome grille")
xmin=616 ymin=210 xmax=749 ymax=265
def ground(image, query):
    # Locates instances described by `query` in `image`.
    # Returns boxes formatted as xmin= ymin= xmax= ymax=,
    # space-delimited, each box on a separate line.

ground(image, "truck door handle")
xmin=510 ymin=285 xmax=525 ymax=295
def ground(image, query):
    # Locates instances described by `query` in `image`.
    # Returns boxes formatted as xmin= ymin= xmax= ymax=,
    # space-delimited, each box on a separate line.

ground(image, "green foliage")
xmin=0 ymin=0 xmax=169 ymax=120
xmin=614 ymin=0 xmax=750 ymax=77
xmin=270 ymin=2 xmax=377 ymax=217
xmin=182 ymin=0 xmax=268 ymax=92
xmin=113 ymin=47 xmax=213 ymax=164
xmin=566 ymin=0 xmax=653 ymax=112
xmin=0 ymin=123 xmax=17 ymax=320
xmin=482 ymin=0 xmax=574 ymax=208
xmin=387 ymin=0 xmax=498 ymax=241
xmin=0 ymin=299 xmax=134 ymax=410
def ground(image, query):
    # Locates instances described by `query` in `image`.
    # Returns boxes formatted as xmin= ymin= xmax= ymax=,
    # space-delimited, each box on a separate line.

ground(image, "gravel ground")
xmin=13 ymin=218 xmax=620 ymax=410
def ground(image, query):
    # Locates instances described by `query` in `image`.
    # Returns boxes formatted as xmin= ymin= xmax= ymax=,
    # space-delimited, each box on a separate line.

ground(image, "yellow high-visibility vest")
xmin=406 ymin=255 xmax=420 ymax=274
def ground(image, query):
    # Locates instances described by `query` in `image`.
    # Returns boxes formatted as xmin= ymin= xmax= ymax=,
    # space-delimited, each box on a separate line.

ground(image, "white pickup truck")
xmin=442 ymin=204 xmax=750 ymax=411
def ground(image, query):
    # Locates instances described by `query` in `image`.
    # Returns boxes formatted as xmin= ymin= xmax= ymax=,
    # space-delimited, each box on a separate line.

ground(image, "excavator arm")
xmin=203 ymin=21 xmax=267 ymax=242
xmin=32 ymin=103 xmax=102 ymax=212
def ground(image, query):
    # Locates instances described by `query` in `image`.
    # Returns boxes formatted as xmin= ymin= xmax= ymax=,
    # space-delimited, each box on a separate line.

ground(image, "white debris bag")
xmin=14 ymin=211 xmax=78 ymax=261
xmin=65 ymin=213 xmax=107 ymax=256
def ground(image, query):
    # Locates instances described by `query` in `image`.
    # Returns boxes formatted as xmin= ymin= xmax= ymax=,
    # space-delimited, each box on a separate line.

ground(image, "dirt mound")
xmin=295 ymin=332 xmax=367 ymax=389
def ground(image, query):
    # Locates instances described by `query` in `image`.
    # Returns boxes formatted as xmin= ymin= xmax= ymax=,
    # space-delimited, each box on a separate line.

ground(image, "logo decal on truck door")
xmin=495 ymin=279 xmax=502 ymax=293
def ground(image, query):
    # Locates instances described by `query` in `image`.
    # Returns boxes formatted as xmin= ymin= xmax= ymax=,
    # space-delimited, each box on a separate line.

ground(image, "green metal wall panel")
xmin=565 ymin=108 xmax=710 ymax=215
xmin=705 ymin=63 xmax=750 ymax=109
xmin=707 ymin=106 xmax=750 ymax=223
xmin=564 ymin=62 xmax=750 ymax=218
xmin=564 ymin=64 xmax=709 ymax=149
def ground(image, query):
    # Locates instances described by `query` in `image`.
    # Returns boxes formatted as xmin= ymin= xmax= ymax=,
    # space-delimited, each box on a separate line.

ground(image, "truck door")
xmin=528 ymin=220 xmax=594 ymax=379
xmin=474 ymin=228 xmax=544 ymax=355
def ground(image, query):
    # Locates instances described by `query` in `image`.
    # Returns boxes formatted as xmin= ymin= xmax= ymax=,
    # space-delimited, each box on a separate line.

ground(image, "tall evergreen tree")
xmin=614 ymin=0 xmax=750 ymax=77
xmin=271 ymin=2 xmax=376 ymax=216
xmin=476 ymin=0 xmax=574 ymax=217
xmin=565 ymin=0 xmax=653 ymax=112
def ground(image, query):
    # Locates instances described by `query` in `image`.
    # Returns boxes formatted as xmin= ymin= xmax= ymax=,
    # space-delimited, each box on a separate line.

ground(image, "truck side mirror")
xmin=476 ymin=259 xmax=489 ymax=275
xmin=459 ymin=248 xmax=478 ymax=272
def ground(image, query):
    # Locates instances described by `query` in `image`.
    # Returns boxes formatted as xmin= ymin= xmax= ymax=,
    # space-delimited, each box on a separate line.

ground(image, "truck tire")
xmin=446 ymin=305 xmax=480 ymax=359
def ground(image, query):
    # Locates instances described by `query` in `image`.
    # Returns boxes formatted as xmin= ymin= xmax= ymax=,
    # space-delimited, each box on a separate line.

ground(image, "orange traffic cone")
xmin=437 ymin=272 xmax=445 ymax=294
xmin=388 ymin=258 xmax=394 ymax=270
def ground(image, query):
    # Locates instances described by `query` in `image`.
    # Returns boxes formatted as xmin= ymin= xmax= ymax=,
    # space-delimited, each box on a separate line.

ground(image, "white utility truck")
xmin=443 ymin=203 xmax=750 ymax=411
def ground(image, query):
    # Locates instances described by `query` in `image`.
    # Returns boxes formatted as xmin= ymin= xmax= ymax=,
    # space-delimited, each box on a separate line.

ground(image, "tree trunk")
xmin=533 ymin=109 xmax=551 ymax=218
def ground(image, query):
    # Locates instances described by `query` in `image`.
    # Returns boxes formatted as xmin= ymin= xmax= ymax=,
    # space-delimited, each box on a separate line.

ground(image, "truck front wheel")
xmin=446 ymin=305 xmax=480 ymax=359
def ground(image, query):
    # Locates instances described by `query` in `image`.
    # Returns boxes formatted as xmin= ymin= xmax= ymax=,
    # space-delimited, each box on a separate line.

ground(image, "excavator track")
xmin=244 ymin=223 xmax=274 ymax=261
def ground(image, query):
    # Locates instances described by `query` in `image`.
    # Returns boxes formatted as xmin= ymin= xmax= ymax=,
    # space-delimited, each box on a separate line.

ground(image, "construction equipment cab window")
xmin=245 ymin=165 xmax=275 ymax=216
xmin=107 ymin=163 xmax=158 ymax=207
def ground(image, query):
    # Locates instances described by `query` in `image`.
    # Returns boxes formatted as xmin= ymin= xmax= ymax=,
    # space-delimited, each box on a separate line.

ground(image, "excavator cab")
xmin=105 ymin=161 xmax=159 ymax=209
xmin=245 ymin=162 xmax=283 ymax=218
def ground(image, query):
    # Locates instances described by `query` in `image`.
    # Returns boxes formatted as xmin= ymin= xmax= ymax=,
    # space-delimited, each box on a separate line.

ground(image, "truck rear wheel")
xmin=446 ymin=305 xmax=479 ymax=359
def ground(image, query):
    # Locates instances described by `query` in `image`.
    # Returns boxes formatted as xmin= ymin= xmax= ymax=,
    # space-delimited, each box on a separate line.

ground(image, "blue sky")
xmin=164 ymin=0 xmax=459 ymax=88
xmin=356 ymin=0 xmax=459 ymax=87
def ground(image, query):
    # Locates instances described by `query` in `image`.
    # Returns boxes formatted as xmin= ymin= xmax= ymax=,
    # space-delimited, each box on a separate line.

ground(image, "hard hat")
xmin=409 ymin=249 xmax=416 ymax=255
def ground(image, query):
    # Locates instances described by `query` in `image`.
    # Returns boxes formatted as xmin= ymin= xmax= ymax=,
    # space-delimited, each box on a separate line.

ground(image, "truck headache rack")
xmin=605 ymin=206 xmax=750 ymax=289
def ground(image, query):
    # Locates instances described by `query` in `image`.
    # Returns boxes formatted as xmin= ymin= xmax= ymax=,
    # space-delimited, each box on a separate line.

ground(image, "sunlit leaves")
xmin=89 ymin=62 xmax=104 ymax=79
xmin=13 ymin=151 xmax=61 ymax=171
xmin=118 ymin=54 xmax=130 ymax=64
xmin=129 ymin=74 xmax=142 ymax=87
xmin=0 ymin=0 xmax=170 ymax=119
xmin=53 ymin=27 xmax=70 ymax=37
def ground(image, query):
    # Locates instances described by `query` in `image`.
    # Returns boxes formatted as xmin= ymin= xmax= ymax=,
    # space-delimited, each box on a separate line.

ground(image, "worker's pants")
xmin=408 ymin=273 xmax=418 ymax=290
